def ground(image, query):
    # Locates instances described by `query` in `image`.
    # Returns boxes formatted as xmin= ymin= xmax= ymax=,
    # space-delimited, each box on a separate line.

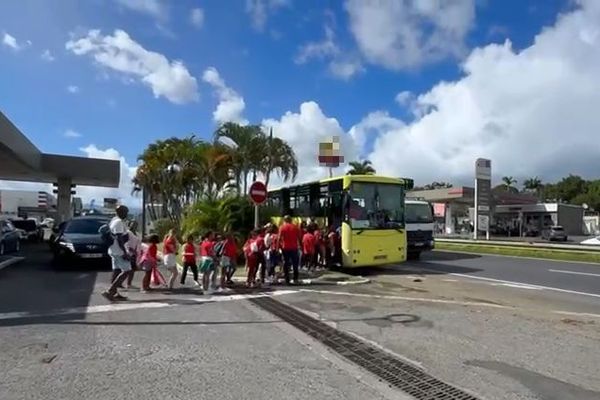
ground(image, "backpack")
xmin=98 ymin=224 xmax=114 ymax=246
xmin=214 ymin=240 xmax=225 ymax=257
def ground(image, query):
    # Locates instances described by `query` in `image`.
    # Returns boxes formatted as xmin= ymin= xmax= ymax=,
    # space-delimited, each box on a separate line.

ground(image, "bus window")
xmin=348 ymin=183 xmax=404 ymax=229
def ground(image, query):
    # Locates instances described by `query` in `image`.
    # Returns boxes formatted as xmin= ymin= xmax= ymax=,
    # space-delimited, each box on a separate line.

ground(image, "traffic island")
xmin=0 ymin=255 xmax=25 ymax=272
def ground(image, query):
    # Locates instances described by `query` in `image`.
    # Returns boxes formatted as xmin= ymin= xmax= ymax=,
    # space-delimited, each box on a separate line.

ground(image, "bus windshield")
xmin=348 ymin=183 xmax=404 ymax=229
xmin=405 ymin=203 xmax=434 ymax=224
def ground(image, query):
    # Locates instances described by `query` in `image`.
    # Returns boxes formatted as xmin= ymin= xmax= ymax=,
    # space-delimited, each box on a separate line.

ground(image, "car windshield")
xmin=11 ymin=220 xmax=36 ymax=231
xmin=64 ymin=219 xmax=107 ymax=234
xmin=348 ymin=182 xmax=405 ymax=229
xmin=405 ymin=203 xmax=434 ymax=224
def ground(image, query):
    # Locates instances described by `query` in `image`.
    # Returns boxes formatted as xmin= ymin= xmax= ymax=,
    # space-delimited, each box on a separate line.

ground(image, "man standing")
xmin=278 ymin=215 xmax=301 ymax=285
xmin=102 ymin=205 xmax=131 ymax=301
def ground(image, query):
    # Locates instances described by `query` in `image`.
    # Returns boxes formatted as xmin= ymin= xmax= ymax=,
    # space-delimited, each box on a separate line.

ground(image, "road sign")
xmin=249 ymin=181 xmax=267 ymax=205
xmin=474 ymin=158 xmax=492 ymax=239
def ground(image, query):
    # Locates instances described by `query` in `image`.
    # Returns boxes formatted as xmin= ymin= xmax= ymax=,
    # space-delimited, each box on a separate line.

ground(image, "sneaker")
xmin=217 ymin=287 xmax=224 ymax=293
xmin=101 ymin=291 xmax=115 ymax=302
xmin=194 ymin=280 xmax=201 ymax=287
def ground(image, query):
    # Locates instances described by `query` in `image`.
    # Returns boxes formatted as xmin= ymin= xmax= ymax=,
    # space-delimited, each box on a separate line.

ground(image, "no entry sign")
xmin=249 ymin=181 xmax=267 ymax=204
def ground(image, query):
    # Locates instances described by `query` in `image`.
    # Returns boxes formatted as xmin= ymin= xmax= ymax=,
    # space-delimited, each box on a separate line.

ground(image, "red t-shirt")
xmin=279 ymin=223 xmax=300 ymax=251
xmin=146 ymin=243 xmax=158 ymax=261
xmin=183 ymin=243 xmax=195 ymax=263
xmin=302 ymin=232 xmax=316 ymax=255
xmin=163 ymin=236 xmax=177 ymax=254
xmin=255 ymin=235 xmax=265 ymax=252
xmin=223 ymin=238 xmax=237 ymax=258
xmin=200 ymin=240 xmax=214 ymax=257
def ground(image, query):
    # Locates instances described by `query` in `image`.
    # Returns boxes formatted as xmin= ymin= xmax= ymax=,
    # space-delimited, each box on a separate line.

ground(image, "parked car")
xmin=50 ymin=216 xmax=111 ymax=266
xmin=580 ymin=236 xmax=600 ymax=245
xmin=541 ymin=225 xmax=568 ymax=241
xmin=0 ymin=219 xmax=21 ymax=255
xmin=10 ymin=218 xmax=43 ymax=242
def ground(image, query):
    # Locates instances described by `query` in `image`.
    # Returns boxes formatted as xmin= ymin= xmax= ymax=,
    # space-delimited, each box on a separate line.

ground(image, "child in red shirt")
xmin=244 ymin=230 xmax=260 ymax=287
xmin=302 ymin=227 xmax=316 ymax=271
xmin=180 ymin=235 xmax=199 ymax=286
xmin=139 ymin=234 xmax=161 ymax=292
xmin=220 ymin=233 xmax=238 ymax=287
xmin=199 ymin=232 xmax=215 ymax=293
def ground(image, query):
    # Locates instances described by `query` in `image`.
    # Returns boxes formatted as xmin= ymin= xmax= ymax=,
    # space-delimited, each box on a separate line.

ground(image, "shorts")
xmin=140 ymin=259 xmax=154 ymax=272
xmin=164 ymin=253 xmax=177 ymax=270
xmin=199 ymin=257 xmax=214 ymax=273
xmin=111 ymin=255 xmax=132 ymax=272
xmin=220 ymin=256 xmax=236 ymax=270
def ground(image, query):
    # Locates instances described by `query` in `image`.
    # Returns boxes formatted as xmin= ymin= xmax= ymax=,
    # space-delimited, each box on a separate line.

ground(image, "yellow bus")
xmin=267 ymin=175 xmax=414 ymax=268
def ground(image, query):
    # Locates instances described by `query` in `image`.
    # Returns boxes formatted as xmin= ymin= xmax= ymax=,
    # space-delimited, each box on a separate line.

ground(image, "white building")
xmin=0 ymin=189 xmax=56 ymax=220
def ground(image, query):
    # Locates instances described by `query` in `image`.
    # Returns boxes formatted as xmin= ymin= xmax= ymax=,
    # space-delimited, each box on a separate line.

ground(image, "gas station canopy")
xmin=0 ymin=110 xmax=120 ymax=187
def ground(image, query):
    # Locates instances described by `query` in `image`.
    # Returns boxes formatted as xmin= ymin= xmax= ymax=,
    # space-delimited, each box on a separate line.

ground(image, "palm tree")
xmin=260 ymin=128 xmax=298 ymax=188
xmin=501 ymin=176 xmax=517 ymax=191
xmin=214 ymin=122 xmax=265 ymax=194
xmin=523 ymin=177 xmax=542 ymax=192
xmin=347 ymin=160 xmax=376 ymax=175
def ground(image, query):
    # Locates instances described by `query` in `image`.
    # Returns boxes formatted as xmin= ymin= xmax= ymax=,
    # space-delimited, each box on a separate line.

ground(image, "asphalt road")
xmin=0 ymin=244 xmax=402 ymax=400
xmin=413 ymin=250 xmax=600 ymax=298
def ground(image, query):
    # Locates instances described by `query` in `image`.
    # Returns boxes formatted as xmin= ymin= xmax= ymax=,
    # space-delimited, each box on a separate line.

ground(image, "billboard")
xmin=474 ymin=158 xmax=492 ymax=239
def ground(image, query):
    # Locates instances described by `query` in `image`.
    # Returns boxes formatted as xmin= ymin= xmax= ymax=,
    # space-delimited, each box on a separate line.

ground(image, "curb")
xmin=231 ymin=276 xmax=371 ymax=286
xmin=0 ymin=256 xmax=25 ymax=272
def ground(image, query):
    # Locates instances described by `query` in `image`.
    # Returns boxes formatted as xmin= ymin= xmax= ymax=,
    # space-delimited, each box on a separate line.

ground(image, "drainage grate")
xmin=249 ymin=296 xmax=480 ymax=400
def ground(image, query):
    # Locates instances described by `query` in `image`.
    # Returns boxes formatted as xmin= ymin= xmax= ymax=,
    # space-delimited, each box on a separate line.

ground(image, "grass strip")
xmin=435 ymin=242 xmax=600 ymax=264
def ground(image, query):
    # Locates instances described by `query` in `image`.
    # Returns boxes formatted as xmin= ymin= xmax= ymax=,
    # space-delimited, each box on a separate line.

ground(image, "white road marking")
xmin=554 ymin=310 xmax=600 ymax=319
xmin=448 ymin=273 xmax=600 ymax=299
xmin=298 ymin=289 xmax=512 ymax=309
xmin=549 ymin=269 xmax=600 ymax=278
xmin=0 ymin=290 xmax=299 ymax=321
xmin=498 ymin=283 xmax=542 ymax=290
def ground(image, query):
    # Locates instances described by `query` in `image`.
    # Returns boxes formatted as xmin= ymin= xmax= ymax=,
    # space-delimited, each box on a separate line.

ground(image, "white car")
xmin=580 ymin=236 xmax=600 ymax=245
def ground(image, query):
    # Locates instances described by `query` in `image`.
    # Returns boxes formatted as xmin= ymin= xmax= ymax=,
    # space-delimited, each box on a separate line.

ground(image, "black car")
xmin=50 ymin=216 xmax=111 ymax=266
xmin=11 ymin=219 xmax=43 ymax=242
xmin=0 ymin=219 xmax=21 ymax=255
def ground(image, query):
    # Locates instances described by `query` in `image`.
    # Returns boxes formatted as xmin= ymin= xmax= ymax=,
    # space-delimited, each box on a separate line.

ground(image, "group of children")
xmin=125 ymin=219 xmax=340 ymax=294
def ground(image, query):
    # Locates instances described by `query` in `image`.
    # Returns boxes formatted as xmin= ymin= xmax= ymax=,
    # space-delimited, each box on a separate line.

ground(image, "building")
xmin=0 ymin=189 xmax=57 ymax=220
xmin=408 ymin=186 xmax=585 ymax=236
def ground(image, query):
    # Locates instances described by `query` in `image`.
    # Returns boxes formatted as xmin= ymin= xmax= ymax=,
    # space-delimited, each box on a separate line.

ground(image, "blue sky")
xmin=2 ymin=0 xmax=599 ymax=204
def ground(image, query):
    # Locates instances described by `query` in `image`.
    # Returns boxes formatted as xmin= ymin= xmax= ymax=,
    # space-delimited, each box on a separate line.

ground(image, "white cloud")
xmin=78 ymin=144 xmax=139 ymax=207
xmin=348 ymin=111 xmax=404 ymax=155
xmin=366 ymin=0 xmax=600 ymax=185
xmin=295 ymin=23 xmax=364 ymax=80
xmin=202 ymin=67 xmax=247 ymax=125
xmin=395 ymin=91 xmax=414 ymax=106
xmin=262 ymin=101 xmax=358 ymax=185
xmin=295 ymin=26 xmax=338 ymax=64
xmin=67 ymin=85 xmax=80 ymax=94
xmin=2 ymin=32 xmax=21 ymax=50
xmin=66 ymin=29 xmax=199 ymax=104
xmin=345 ymin=0 xmax=475 ymax=70
xmin=64 ymin=129 xmax=82 ymax=138
xmin=328 ymin=58 xmax=364 ymax=80
xmin=114 ymin=0 xmax=167 ymax=20
xmin=41 ymin=49 xmax=55 ymax=61
xmin=246 ymin=0 xmax=289 ymax=32
xmin=190 ymin=7 xmax=205 ymax=29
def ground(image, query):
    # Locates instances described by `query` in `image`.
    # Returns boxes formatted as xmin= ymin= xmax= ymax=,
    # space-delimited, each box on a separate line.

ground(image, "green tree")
xmin=501 ymin=176 xmax=517 ymax=191
xmin=260 ymin=129 xmax=298 ymax=189
xmin=347 ymin=160 xmax=376 ymax=175
xmin=523 ymin=177 xmax=542 ymax=192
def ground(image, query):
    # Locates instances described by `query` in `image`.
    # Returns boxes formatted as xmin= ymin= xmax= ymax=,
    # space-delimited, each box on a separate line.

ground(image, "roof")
xmin=0 ymin=110 xmax=120 ymax=187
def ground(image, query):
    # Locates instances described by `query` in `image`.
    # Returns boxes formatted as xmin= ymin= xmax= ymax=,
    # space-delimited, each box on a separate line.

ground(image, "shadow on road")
xmin=0 ymin=243 xmax=99 ymax=326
